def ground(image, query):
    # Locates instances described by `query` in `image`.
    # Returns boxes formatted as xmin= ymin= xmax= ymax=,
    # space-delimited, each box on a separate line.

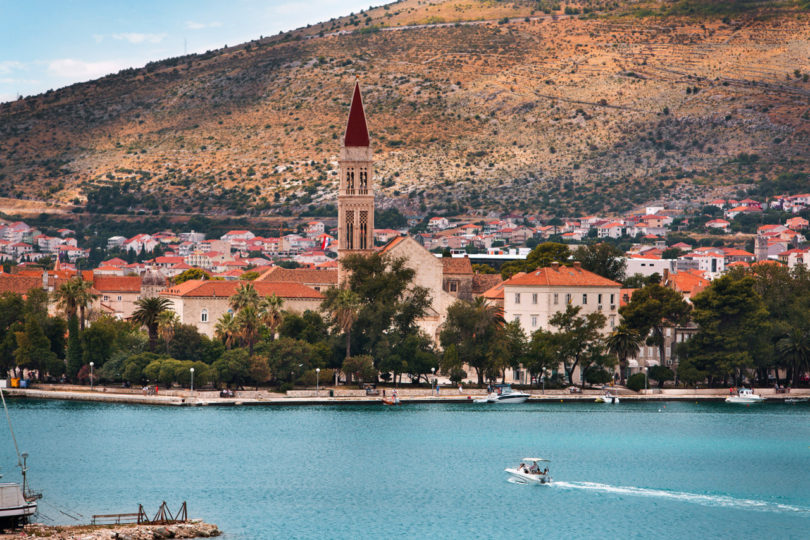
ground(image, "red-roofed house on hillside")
xmin=220 ymin=230 xmax=255 ymax=243
xmin=705 ymin=219 xmax=730 ymax=232
xmin=786 ymin=217 xmax=809 ymax=231
xmin=161 ymin=280 xmax=323 ymax=337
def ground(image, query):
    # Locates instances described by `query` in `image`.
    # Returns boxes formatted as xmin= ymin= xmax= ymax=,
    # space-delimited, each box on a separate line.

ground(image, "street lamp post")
xmin=431 ymin=367 xmax=436 ymax=396
xmin=190 ymin=367 xmax=195 ymax=396
xmin=89 ymin=362 xmax=94 ymax=391
xmin=542 ymin=374 xmax=545 ymax=395
xmin=644 ymin=366 xmax=648 ymax=392
xmin=316 ymin=368 xmax=320 ymax=397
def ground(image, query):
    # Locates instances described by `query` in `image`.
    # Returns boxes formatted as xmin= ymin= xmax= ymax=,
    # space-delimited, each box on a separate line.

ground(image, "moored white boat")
xmin=725 ymin=388 xmax=765 ymax=404
xmin=595 ymin=391 xmax=620 ymax=404
xmin=476 ymin=384 xmax=529 ymax=404
xmin=505 ymin=458 xmax=552 ymax=485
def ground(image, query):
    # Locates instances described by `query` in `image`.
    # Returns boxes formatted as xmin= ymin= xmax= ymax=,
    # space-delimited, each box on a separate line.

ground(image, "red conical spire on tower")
xmin=343 ymin=81 xmax=370 ymax=147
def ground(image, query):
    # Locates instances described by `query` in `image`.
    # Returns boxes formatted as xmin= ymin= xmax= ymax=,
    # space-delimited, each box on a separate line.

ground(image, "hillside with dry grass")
xmin=1 ymin=0 xmax=809 ymax=220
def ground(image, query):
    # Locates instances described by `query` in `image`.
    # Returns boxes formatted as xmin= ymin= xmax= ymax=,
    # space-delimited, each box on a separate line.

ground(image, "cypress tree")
xmin=67 ymin=314 xmax=82 ymax=380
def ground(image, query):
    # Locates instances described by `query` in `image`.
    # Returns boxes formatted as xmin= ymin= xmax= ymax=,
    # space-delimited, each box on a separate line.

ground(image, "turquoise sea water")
xmin=3 ymin=399 xmax=810 ymax=539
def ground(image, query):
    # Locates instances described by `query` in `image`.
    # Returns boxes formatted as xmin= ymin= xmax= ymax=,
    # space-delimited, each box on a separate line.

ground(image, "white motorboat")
xmin=505 ymin=458 xmax=552 ymax=485
xmin=595 ymin=391 xmax=620 ymax=404
xmin=725 ymin=388 xmax=765 ymax=404
xmin=477 ymin=384 xmax=529 ymax=404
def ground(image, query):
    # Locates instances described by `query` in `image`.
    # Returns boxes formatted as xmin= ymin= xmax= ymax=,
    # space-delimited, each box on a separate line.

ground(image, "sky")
xmin=0 ymin=0 xmax=376 ymax=103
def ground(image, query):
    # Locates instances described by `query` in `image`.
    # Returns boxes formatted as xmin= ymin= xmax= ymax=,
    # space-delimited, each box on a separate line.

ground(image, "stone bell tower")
xmin=337 ymin=82 xmax=375 ymax=266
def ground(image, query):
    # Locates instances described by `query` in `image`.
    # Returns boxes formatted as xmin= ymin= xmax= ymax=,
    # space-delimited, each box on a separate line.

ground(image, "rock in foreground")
xmin=3 ymin=520 xmax=220 ymax=539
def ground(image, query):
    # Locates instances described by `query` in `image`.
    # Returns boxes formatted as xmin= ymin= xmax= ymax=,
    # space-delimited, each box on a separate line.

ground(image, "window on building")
xmin=117 ymin=295 xmax=122 ymax=301
xmin=553 ymin=293 xmax=559 ymax=305
xmin=610 ymin=293 xmax=615 ymax=304
xmin=513 ymin=314 xmax=520 ymax=322
xmin=565 ymin=293 xmax=572 ymax=304
xmin=515 ymin=293 xmax=520 ymax=304
xmin=582 ymin=294 xmax=587 ymax=305
xmin=532 ymin=293 xmax=538 ymax=304
xmin=610 ymin=315 xmax=616 ymax=328
xmin=103 ymin=295 xmax=109 ymax=301
xmin=201 ymin=309 xmax=208 ymax=323
xmin=598 ymin=293 xmax=603 ymax=304
xmin=449 ymin=281 xmax=458 ymax=292
xmin=531 ymin=315 xmax=538 ymax=327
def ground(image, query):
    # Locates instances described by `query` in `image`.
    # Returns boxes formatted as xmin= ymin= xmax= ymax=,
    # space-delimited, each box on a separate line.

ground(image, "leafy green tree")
xmin=525 ymin=329 xmax=559 ymax=385
xmin=279 ymin=310 xmax=328 ymax=344
xmin=573 ymin=243 xmax=626 ymax=281
xmin=501 ymin=242 xmax=571 ymax=279
xmin=258 ymin=337 xmax=318 ymax=383
xmin=489 ymin=320 xmax=527 ymax=383
xmin=687 ymin=275 xmax=769 ymax=386
xmin=626 ymin=372 xmax=647 ymax=392
xmin=548 ymin=304 xmax=608 ymax=387
xmin=440 ymin=297 xmax=504 ymax=384
xmin=648 ymin=365 xmax=674 ymax=388
xmin=229 ymin=282 xmax=260 ymax=312
xmin=260 ymin=294 xmax=285 ymax=340
xmin=173 ymin=268 xmax=211 ymax=284
xmin=14 ymin=316 xmax=57 ymax=380
xmin=472 ymin=264 xmax=497 ymax=275
xmin=52 ymin=277 xmax=97 ymax=330
xmin=342 ymin=355 xmax=377 ymax=383
xmin=248 ymin=355 xmax=272 ymax=388
xmin=338 ymin=253 xmax=432 ymax=364
xmin=132 ymin=296 xmax=172 ymax=351
xmin=212 ymin=348 xmax=251 ymax=388
xmin=619 ymin=284 xmax=691 ymax=374
xmin=606 ymin=325 xmax=644 ymax=385
xmin=80 ymin=316 xmax=119 ymax=368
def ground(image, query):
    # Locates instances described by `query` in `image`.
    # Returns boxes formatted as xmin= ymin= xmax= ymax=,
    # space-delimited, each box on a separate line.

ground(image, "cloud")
xmin=111 ymin=32 xmax=167 ymax=44
xmin=92 ymin=34 xmax=104 ymax=43
xmin=185 ymin=21 xmax=222 ymax=30
xmin=47 ymin=58 xmax=127 ymax=79
xmin=0 ymin=61 xmax=24 ymax=75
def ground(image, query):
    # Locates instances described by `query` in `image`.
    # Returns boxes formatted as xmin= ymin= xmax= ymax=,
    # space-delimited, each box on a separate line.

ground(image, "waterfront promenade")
xmin=6 ymin=384 xmax=809 ymax=406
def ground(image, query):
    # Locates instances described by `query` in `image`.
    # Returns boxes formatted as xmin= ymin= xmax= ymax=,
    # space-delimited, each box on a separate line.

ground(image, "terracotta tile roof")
xmin=441 ymin=257 xmax=473 ymax=275
xmin=92 ymin=275 xmax=141 ymax=293
xmin=504 ymin=264 xmax=621 ymax=288
xmin=103 ymin=258 xmax=128 ymax=267
xmin=666 ymin=271 xmax=709 ymax=298
xmin=472 ymin=273 xmax=503 ymax=295
xmin=256 ymin=266 xmax=338 ymax=285
xmin=379 ymin=236 xmax=407 ymax=253
xmin=0 ymin=275 xmax=41 ymax=295
xmin=619 ymin=288 xmax=637 ymax=307
xmin=161 ymin=280 xmax=322 ymax=299
xmin=481 ymin=280 xmax=505 ymax=301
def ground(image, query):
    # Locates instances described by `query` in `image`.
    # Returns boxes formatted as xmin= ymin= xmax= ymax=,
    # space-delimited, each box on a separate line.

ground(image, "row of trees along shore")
xmin=2 ymin=246 xmax=809 ymax=390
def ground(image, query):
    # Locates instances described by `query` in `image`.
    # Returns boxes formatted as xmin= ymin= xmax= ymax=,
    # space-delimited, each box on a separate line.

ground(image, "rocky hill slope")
xmin=1 ymin=0 xmax=808 ymax=219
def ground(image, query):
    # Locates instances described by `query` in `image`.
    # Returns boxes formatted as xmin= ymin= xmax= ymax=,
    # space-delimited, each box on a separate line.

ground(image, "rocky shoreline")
xmin=2 ymin=520 xmax=220 ymax=539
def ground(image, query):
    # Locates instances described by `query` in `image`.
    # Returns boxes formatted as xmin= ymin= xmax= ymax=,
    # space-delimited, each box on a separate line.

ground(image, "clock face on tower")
xmin=338 ymin=82 xmax=374 ymax=257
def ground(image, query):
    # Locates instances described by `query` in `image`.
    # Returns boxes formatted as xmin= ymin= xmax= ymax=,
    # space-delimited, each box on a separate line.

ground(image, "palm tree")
xmin=132 ymin=296 xmax=172 ymax=351
xmin=230 ymin=283 xmax=259 ymax=312
xmin=157 ymin=310 xmax=179 ymax=354
xmin=215 ymin=312 xmax=239 ymax=350
xmin=235 ymin=304 xmax=261 ymax=355
xmin=53 ymin=277 xmax=98 ymax=330
xmin=259 ymin=294 xmax=284 ymax=340
xmin=323 ymin=288 xmax=361 ymax=360
xmin=606 ymin=325 xmax=644 ymax=385
xmin=776 ymin=328 xmax=810 ymax=387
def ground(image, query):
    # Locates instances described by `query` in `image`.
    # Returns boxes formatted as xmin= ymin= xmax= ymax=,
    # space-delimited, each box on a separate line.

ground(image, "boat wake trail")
xmin=553 ymin=481 xmax=810 ymax=516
